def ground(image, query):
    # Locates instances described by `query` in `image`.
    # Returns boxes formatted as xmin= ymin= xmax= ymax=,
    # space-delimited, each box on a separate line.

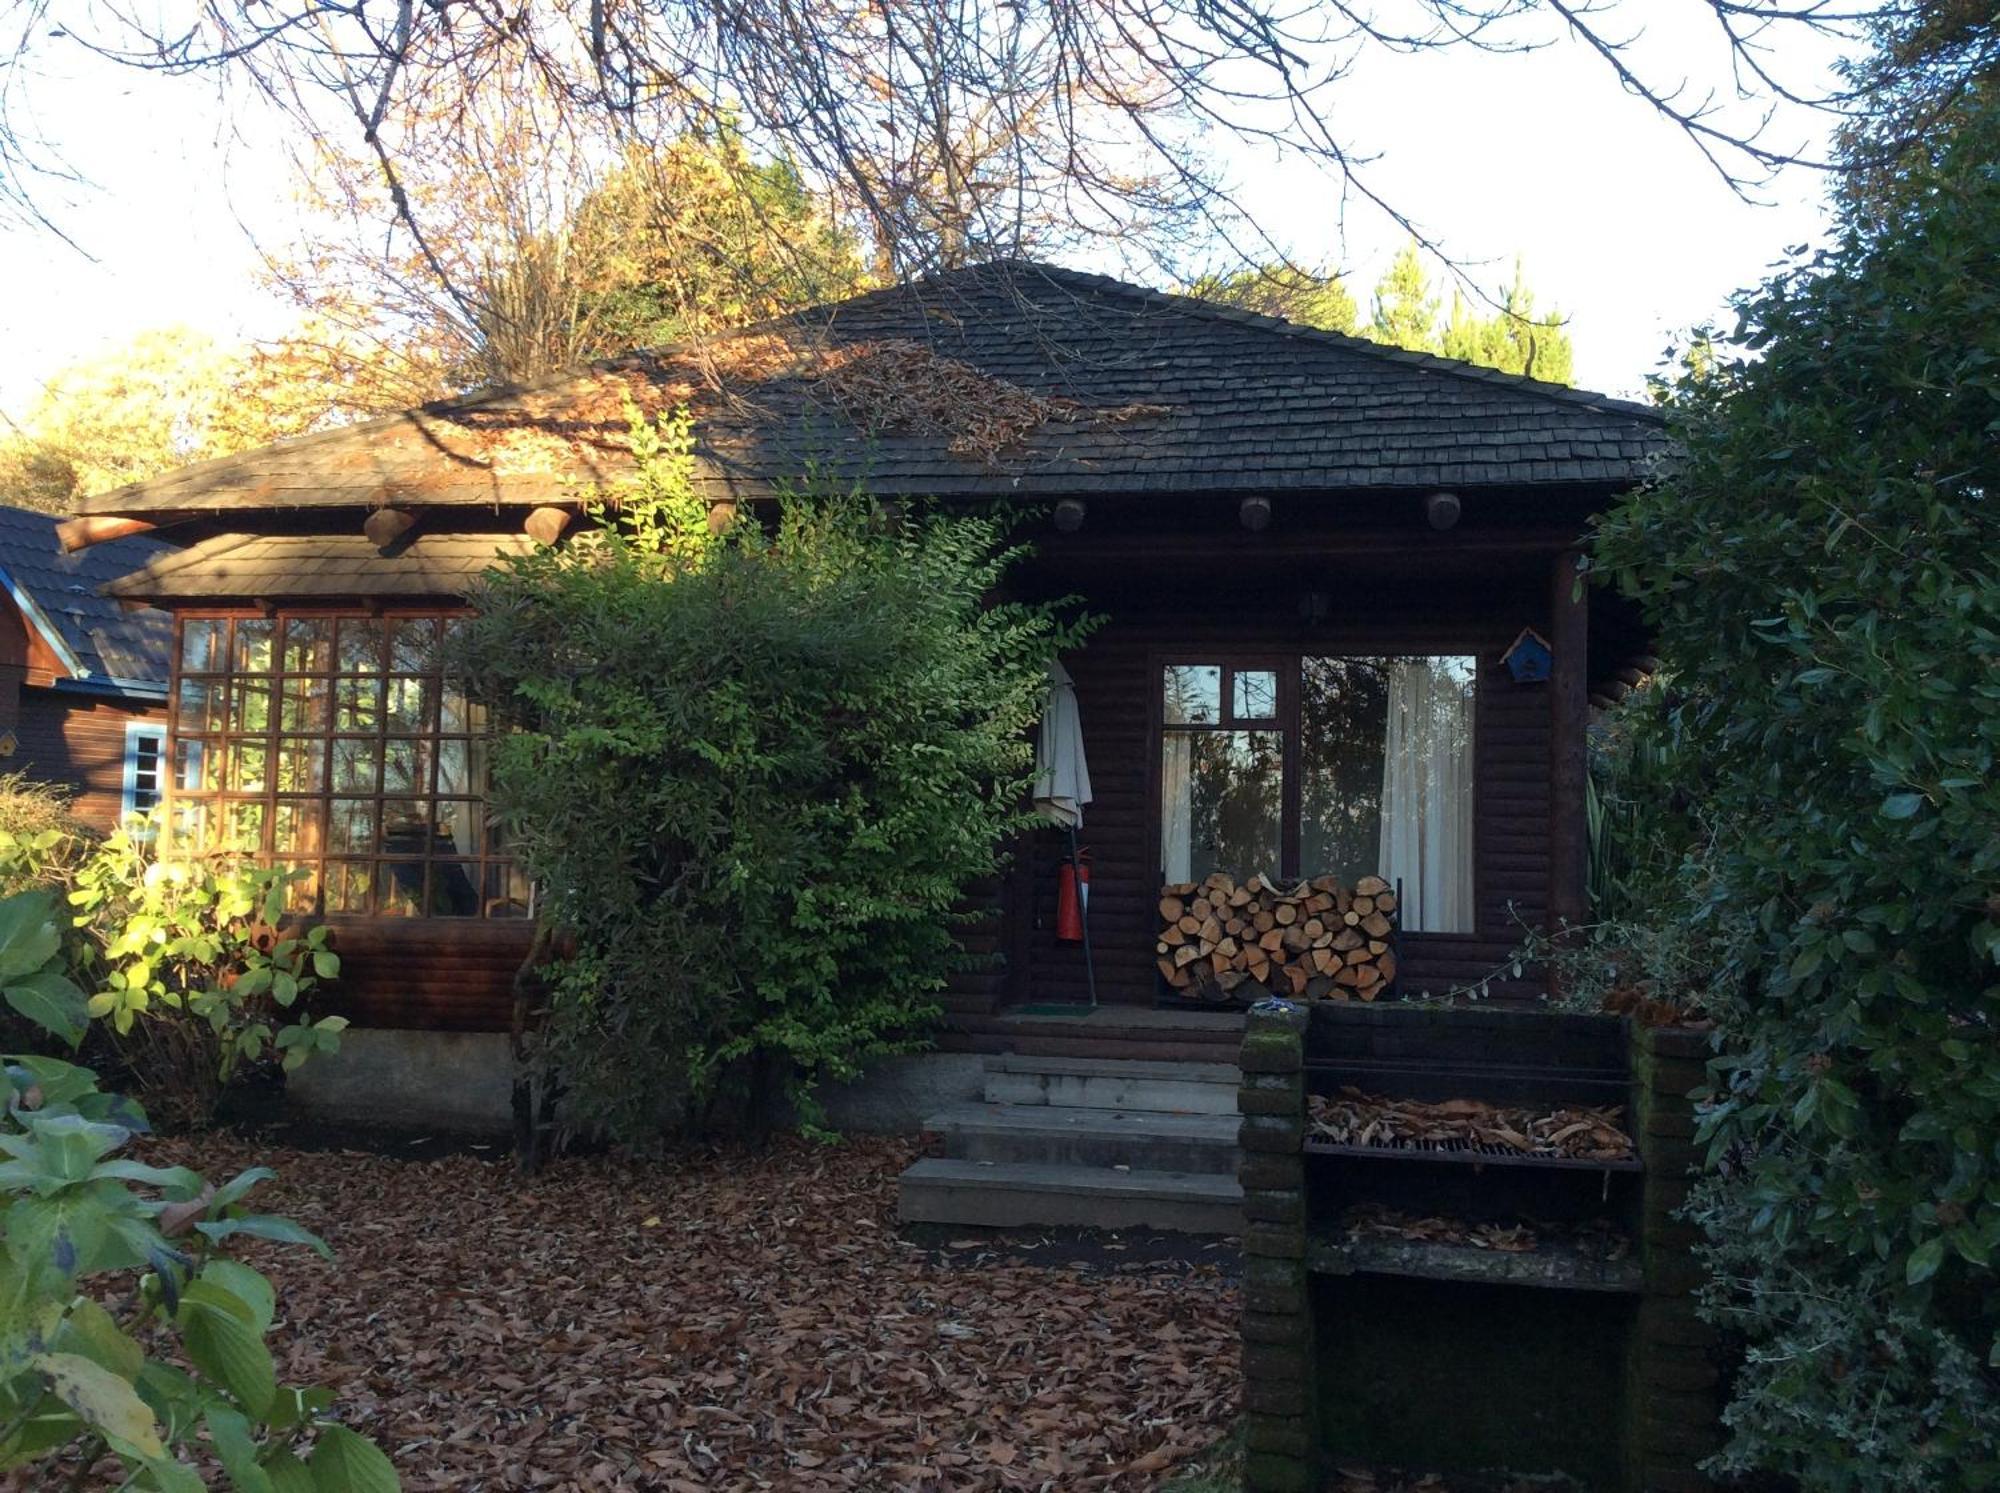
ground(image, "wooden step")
xmin=981 ymin=1054 xmax=1241 ymax=1114
xmin=897 ymin=1158 xmax=1242 ymax=1235
xmin=925 ymin=1102 xmax=1239 ymax=1174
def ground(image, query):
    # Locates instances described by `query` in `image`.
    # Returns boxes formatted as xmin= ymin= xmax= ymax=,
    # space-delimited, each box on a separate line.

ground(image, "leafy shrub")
xmin=1590 ymin=99 xmax=2000 ymax=1487
xmin=448 ymin=411 xmax=1090 ymax=1143
xmin=0 ymin=1054 xmax=399 ymax=1490
xmin=0 ymin=770 xmax=95 ymax=898
xmin=67 ymin=828 xmax=347 ymax=1130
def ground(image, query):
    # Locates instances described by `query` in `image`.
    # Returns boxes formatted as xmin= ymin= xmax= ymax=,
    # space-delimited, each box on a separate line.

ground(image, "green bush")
xmin=0 ymin=771 xmax=96 ymax=898
xmin=67 ymin=826 xmax=346 ymax=1131
xmin=0 ymin=884 xmax=397 ymax=1488
xmin=449 ymin=410 xmax=1090 ymax=1144
xmin=1591 ymin=99 xmax=2000 ymax=1487
xmin=0 ymin=1055 xmax=398 ymax=1490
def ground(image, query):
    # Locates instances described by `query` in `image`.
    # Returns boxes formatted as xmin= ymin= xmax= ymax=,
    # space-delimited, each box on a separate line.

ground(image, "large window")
xmin=1160 ymin=655 xmax=1475 ymax=932
xmin=169 ymin=613 xmax=530 ymax=919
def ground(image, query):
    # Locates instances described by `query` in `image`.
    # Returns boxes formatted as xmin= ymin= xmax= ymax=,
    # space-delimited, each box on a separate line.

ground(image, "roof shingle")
xmin=0 ymin=506 xmax=172 ymax=691
xmin=75 ymin=262 xmax=1668 ymax=520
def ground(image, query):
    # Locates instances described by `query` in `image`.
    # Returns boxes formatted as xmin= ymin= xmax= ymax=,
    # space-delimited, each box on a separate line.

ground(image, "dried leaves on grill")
xmin=1308 ymin=1087 xmax=1636 ymax=1161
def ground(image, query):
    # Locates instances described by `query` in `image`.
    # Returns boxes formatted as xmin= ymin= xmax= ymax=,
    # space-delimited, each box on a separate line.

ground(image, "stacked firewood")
xmin=1155 ymin=871 xmax=1398 ymax=1003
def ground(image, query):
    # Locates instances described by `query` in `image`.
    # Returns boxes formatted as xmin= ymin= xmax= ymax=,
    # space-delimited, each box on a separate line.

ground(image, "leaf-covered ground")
xmin=146 ymin=1133 xmax=1240 ymax=1491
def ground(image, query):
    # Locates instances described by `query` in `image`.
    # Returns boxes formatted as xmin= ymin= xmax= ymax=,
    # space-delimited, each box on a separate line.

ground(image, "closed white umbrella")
xmin=1033 ymin=660 xmax=1093 ymax=827
xmin=1033 ymin=660 xmax=1096 ymax=1007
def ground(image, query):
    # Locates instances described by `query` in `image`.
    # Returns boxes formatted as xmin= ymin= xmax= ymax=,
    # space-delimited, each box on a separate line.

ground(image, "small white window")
xmin=123 ymin=722 xmax=166 ymax=822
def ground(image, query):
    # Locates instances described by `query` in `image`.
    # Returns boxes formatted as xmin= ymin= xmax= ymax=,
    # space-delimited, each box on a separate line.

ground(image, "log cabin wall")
xmin=11 ymin=693 xmax=167 ymax=831
xmin=1012 ymin=562 xmax=1557 ymax=1008
xmin=317 ymin=920 xmax=535 ymax=1032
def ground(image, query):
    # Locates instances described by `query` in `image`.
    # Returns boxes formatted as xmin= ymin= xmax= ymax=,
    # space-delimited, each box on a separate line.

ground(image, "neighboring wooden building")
xmin=64 ymin=261 xmax=1664 ymax=1043
xmin=0 ymin=506 xmax=172 ymax=829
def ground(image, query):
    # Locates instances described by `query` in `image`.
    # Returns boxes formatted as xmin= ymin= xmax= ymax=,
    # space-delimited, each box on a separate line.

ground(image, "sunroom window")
xmin=1160 ymin=655 xmax=1475 ymax=932
xmin=169 ymin=613 xmax=531 ymax=919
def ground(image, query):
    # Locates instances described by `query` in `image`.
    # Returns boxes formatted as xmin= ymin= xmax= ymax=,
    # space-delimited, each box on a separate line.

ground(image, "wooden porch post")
xmin=1548 ymin=548 xmax=1590 ymax=931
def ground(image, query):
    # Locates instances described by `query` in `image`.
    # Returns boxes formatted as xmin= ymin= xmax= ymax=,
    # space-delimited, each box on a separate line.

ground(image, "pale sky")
xmin=0 ymin=9 xmax=1841 ymax=414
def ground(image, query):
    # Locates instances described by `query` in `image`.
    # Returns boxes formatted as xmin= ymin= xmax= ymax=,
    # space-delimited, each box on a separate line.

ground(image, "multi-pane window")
xmin=122 ymin=724 xmax=165 ymax=820
xmin=169 ymin=613 xmax=530 ymax=919
xmin=1160 ymin=655 xmax=1476 ymax=932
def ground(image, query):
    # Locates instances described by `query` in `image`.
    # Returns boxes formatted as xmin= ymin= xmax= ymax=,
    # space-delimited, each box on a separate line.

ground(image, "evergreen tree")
xmin=1187 ymin=263 xmax=1358 ymax=334
xmin=1367 ymin=242 xmax=1440 ymax=352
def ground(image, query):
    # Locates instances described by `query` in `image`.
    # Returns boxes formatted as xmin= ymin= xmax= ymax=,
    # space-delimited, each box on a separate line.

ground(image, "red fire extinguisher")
xmin=1056 ymin=845 xmax=1091 ymax=943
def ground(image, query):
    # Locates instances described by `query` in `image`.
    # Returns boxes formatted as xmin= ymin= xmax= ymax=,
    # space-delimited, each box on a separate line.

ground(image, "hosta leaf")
xmin=308 ymin=1424 xmax=400 ymax=1493
xmin=178 ymin=1280 xmax=276 ymax=1416
xmin=207 ymin=1406 xmax=276 ymax=1493
xmin=36 ymin=1350 xmax=163 ymax=1458
xmin=2 ymin=969 xmax=88 ymax=1047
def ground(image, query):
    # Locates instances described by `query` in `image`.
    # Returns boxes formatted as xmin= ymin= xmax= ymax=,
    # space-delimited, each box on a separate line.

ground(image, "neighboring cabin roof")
xmin=102 ymin=532 xmax=537 ymax=602
xmin=0 ymin=506 xmax=173 ymax=696
xmin=73 ymin=261 xmax=1668 ymax=520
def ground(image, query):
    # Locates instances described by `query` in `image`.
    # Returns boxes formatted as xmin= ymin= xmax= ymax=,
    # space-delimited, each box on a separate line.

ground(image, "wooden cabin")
xmin=0 ymin=505 xmax=173 ymax=828
xmin=63 ymin=261 xmax=1664 ymax=1058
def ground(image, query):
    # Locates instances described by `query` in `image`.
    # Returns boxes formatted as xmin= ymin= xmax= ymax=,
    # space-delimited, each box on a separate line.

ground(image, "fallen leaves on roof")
xmin=1307 ymin=1089 xmax=1636 ymax=1163
xmin=125 ymin=1131 xmax=1237 ymax=1491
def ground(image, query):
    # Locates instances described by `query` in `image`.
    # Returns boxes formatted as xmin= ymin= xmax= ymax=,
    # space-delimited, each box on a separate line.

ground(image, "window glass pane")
xmin=335 ymin=677 xmax=382 ymax=732
xmin=382 ymin=739 xmax=430 ymax=795
xmin=1158 ymin=729 xmax=1282 ymax=882
xmin=484 ymin=862 xmax=532 ymax=918
xmin=279 ymin=865 xmax=320 ymax=916
xmin=174 ymin=739 xmax=219 ymax=792
xmin=229 ymin=679 xmax=273 ymax=735
xmin=429 ymin=861 xmax=481 ymax=917
xmin=230 ymin=740 xmax=270 ymax=792
xmin=1302 ymin=655 xmax=1476 ymax=934
xmin=274 ymin=738 xmax=325 ymax=793
xmin=181 ymin=619 xmax=223 ymax=673
xmin=280 ymin=677 xmax=328 ymax=733
xmin=273 ymin=799 xmax=324 ymax=856
xmin=329 ymin=800 xmax=378 ymax=854
xmin=438 ymin=686 xmax=483 ymax=736
xmin=384 ymin=676 xmax=436 ymax=736
xmin=177 ymin=679 xmax=226 ymax=735
xmin=433 ymin=799 xmax=482 ymax=856
xmin=331 ymin=739 xmax=380 ymax=793
xmin=435 ymin=738 xmax=484 ymax=797
xmin=224 ymin=802 xmax=265 ymax=854
xmin=389 ymin=618 xmax=439 ymax=673
xmin=337 ymin=618 xmax=386 ymax=674
xmin=380 ymin=801 xmax=434 ymax=858
xmin=1232 ymin=669 xmax=1278 ymax=721
xmin=170 ymin=800 xmax=208 ymax=849
xmin=325 ymin=862 xmax=372 ymax=914
xmin=1162 ymin=665 xmax=1221 ymax=725
xmin=1300 ymin=658 xmax=1391 ymax=886
xmin=233 ymin=619 xmax=276 ymax=674
xmin=282 ymin=618 xmax=334 ymax=674
xmin=376 ymin=861 xmax=425 ymax=917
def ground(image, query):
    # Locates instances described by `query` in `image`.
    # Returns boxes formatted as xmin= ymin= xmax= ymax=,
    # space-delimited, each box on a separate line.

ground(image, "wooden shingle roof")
xmin=0 ymin=505 xmax=173 ymax=691
xmin=75 ymin=261 xmax=1667 ymax=522
xmin=100 ymin=532 xmax=536 ymax=601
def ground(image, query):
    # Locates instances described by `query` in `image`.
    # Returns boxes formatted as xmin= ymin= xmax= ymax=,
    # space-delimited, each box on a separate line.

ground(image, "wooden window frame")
xmin=165 ymin=607 xmax=530 ymax=923
xmin=1149 ymin=649 xmax=1482 ymax=934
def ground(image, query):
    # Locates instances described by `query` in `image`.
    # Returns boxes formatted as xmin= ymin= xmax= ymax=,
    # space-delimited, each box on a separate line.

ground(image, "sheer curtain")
xmin=1377 ymin=659 xmax=1475 ymax=932
xmin=1160 ymin=733 xmax=1193 ymax=882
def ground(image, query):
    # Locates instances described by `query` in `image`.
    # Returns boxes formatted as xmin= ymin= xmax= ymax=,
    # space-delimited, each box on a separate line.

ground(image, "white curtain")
xmin=1161 ymin=733 xmax=1193 ymax=882
xmin=1377 ymin=659 xmax=1475 ymax=932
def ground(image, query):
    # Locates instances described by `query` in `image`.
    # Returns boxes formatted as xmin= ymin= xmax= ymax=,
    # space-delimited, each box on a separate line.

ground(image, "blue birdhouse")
xmin=1502 ymin=627 xmax=1553 ymax=684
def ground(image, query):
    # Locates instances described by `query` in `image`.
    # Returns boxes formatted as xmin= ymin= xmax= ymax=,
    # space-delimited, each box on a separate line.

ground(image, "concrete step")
xmin=897 ymin=1157 xmax=1243 ymax=1234
xmin=925 ymin=1102 xmax=1240 ymax=1174
xmin=982 ymin=1054 xmax=1241 ymax=1114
